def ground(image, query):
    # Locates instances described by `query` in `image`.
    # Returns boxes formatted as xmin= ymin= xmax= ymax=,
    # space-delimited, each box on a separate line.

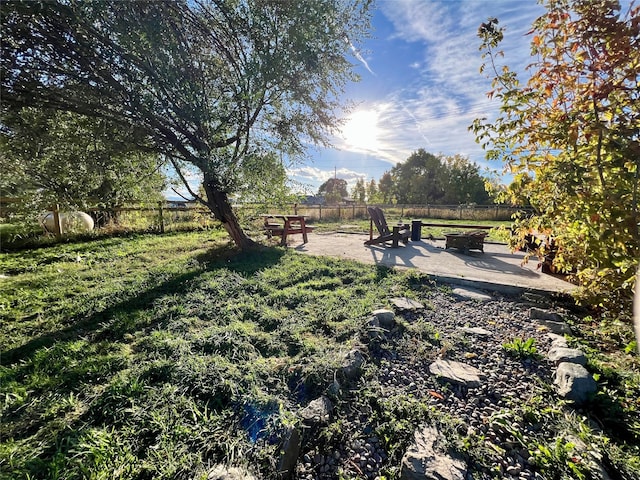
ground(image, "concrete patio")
xmin=289 ymin=232 xmax=575 ymax=295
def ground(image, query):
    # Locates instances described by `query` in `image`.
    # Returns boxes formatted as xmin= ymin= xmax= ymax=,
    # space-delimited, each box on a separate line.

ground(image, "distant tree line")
xmin=346 ymin=149 xmax=491 ymax=205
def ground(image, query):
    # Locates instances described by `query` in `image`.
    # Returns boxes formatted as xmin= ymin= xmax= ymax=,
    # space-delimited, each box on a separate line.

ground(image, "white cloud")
xmin=381 ymin=0 xmax=452 ymax=43
xmin=346 ymin=36 xmax=376 ymax=76
xmin=288 ymin=166 xmax=366 ymax=182
xmin=329 ymin=0 xmax=546 ymax=175
xmin=287 ymin=166 xmax=369 ymax=194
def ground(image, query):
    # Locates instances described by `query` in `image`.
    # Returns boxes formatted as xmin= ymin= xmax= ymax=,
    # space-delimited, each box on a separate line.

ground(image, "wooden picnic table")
xmin=261 ymin=214 xmax=313 ymax=246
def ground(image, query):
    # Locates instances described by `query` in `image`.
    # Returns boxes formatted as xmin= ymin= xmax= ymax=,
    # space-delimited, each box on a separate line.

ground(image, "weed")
xmin=533 ymin=437 xmax=590 ymax=480
xmin=502 ymin=337 xmax=542 ymax=360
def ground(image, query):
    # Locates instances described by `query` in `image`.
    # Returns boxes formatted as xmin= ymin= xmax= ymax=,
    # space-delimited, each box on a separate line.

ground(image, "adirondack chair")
xmin=365 ymin=207 xmax=411 ymax=248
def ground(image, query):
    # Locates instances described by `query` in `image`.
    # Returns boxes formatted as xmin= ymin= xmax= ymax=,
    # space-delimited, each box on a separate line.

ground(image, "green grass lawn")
xmin=1 ymin=229 xmax=638 ymax=479
xmin=0 ymin=230 xmax=431 ymax=478
xmin=310 ymin=217 xmax=510 ymax=242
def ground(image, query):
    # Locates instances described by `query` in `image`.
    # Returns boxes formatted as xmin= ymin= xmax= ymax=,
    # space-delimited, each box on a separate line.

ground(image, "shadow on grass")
xmin=200 ymin=244 xmax=287 ymax=276
xmin=1 ymin=245 xmax=287 ymax=367
xmin=0 ymin=227 xmax=227 ymax=254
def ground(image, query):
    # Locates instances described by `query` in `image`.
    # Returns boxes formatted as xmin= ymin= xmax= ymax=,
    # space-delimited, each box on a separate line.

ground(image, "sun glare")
xmin=341 ymin=110 xmax=381 ymax=150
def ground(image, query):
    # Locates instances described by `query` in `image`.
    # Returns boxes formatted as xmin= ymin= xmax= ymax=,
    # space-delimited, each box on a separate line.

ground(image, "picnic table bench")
xmin=261 ymin=214 xmax=313 ymax=246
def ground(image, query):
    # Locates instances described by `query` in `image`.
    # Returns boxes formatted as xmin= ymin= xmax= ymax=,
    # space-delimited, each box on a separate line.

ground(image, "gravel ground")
xmin=294 ymin=288 xmax=574 ymax=480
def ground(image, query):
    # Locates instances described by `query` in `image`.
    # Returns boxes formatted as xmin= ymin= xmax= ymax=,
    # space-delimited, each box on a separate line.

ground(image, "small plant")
xmin=502 ymin=337 xmax=541 ymax=360
xmin=533 ymin=437 xmax=589 ymax=480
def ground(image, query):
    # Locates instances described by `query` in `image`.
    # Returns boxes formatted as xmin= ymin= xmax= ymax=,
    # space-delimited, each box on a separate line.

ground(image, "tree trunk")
xmin=203 ymin=175 xmax=256 ymax=250
xmin=635 ymin=265 xmax=640 ymax=355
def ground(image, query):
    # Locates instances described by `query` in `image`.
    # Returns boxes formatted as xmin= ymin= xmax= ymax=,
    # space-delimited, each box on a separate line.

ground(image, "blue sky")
xmin=169 ymin=0 xmax=550 ymax=200
xmin=287 ymin=0 xmax=548 ymax=195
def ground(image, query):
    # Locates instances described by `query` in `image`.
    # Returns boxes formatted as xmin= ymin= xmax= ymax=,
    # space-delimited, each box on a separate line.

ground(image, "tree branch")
xmin=169 ymin=156 xmax=208 ymax=208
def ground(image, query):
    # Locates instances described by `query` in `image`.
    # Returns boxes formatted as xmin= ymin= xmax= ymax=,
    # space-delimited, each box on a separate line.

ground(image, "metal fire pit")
xmin=444 ymin=231 xmax=487 ymax=253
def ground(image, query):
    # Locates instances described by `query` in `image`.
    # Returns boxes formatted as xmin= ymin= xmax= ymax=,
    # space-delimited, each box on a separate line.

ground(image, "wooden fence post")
xmin=158 ymin=201 xmax=165 ymax=233
xmin=52 ymin=204 xmax=63 ymax=239
xmin=319 ymin=204 xmax=322 ymax=220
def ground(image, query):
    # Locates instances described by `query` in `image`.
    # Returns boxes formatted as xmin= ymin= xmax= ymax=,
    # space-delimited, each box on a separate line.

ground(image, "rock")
xmin=538 ymin=320 xmax=572 ymax=335
xmin=277 ymin=427 xmax=301 ymax=480
xmin=208 ymin=465 xmax=257 ymax=480
xmin=390 ymin=297 xmax=425 ymax=311
xmin=372 ymin=309 xmax=396 ymax=329
xmin=301 ymin=396 xmax=333 ymax=425
xmin=554 ymin=362 xmax=597 ymax=404
xmin=366 ymin=316 xmax=386 ymax=343
xmin=547 ymin=347 xmax=587 ymax=366
xmin=522 ymin=292 xmax=549 ymax=304
xmin=341 ymin=349 xmax=365 ymax=380
xmin=429 ymin=359 xmax=487 ymax=387
xmin=530 ymin=308 xmax=572 ymax=334
xmin=547 ymin=333 xmax=568 ymax=348
xmin=452 ymin=287 xmax=492 ymax=302
xmin=458 ymin=326 xmax=493 ymax=337
xmin=529 ymin=307 xmax=562 ymax=322
xmin=400 ymin=425 xmax=466 ymax=480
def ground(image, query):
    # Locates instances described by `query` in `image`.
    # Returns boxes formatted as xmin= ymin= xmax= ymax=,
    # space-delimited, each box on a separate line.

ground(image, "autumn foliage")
xmin=472 ymin=0 xmax=640 ymax=318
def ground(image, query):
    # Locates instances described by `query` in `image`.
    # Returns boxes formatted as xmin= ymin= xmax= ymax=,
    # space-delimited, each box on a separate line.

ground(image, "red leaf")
xmin=428 ymin=390 xmax=445 ymax=400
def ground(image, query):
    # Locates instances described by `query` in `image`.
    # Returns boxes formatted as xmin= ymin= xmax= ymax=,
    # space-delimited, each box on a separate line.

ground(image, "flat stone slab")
xmin=451 ymin=287 xmax=492 ymax=302
xmin=429 ymin=359 xmax=486 ymax=387
xmin=293 ymin=233 xmax=576 ymax=294
xmin=547 ymin=333 xmax=568 ymax=348
xmin=400 ymin=425 xmax=466 ymax=480
xmin=390 ymin=297 xmax=425 ymax=311
xmin=208 ymin=465 xmax=257 ymax=480
xmin=530 ymin=307 xmax=562 ymax=322
xmin=341 ymin=349 xmax=365 ymax=380
xmin=548 ymin=347 xmax=587 ymax=366
xmin=538 ymin=319 xmax=572 ymax=335
xmin=458 ymin=326 xmax=492 ymax=337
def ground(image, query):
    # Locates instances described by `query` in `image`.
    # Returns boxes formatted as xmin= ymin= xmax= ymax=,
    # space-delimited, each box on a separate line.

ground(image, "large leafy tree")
xmin=378 ymin=171 xmax=394 ymax=203
xmin=352 ymin=178 xmax=366 ymax=204
xmin=366 ymin=178 xmax=381 ymax=203
xmin=440 ymin=154 xmax=491 ymax=205
xmin=1 ymin=108 xmax=165 ymax=211
xmin=1 ymin=0 xmax=371 ymax=249
xmin=318 ymin=177 xmax=349 ymax=205
xmin=471 ymin=0 xmax=640 ymax=315
xmin=390 ymin=149 xmax=446 ymax=204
